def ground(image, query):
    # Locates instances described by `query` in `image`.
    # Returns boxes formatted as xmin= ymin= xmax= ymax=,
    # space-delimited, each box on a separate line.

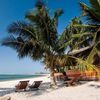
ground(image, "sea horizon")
xmin=0 ymin=74 xmax=48 ymax=82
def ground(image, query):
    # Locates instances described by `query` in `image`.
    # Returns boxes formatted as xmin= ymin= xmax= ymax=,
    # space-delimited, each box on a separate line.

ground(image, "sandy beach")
xmin=0 ymin=75 xmax=100 ymax=100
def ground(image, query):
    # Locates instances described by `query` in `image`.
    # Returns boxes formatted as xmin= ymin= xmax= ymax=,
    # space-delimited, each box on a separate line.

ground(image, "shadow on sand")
xmin=0 ymin=88 xmax=15 ymax=96
xmin=0 ymin=81 xmax=96 ymax=97
xmin=88 ymin=82 xmax=100 ymax=89
xmin=23 ymin=81 xmax=87 ymax=98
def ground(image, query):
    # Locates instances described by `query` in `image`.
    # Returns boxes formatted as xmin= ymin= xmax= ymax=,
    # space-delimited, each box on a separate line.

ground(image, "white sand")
xmin=0 ymin=75 xmax=100 ymax=100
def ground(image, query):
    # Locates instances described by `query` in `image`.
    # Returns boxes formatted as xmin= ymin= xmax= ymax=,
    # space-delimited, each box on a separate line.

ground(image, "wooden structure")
xmin=29 ymin=81 xmax=42 ymax=90
xmin=15 ymin=80 xmax=29 ymax=92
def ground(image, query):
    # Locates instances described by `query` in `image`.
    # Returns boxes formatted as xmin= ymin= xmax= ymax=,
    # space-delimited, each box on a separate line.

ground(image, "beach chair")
xmin=29 ymin=81 xmax=42 ymax=90
xmin=15 ymin=80 xmax=29 ymax=92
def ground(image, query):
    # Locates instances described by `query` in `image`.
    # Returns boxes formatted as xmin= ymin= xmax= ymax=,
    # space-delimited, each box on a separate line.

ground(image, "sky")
xmin=0 ymin=0 xmax=89 ymax=74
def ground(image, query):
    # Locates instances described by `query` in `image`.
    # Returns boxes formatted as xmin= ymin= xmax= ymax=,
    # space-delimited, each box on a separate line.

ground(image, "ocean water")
xmin=0 ymin=74 xmax=44 ymax=81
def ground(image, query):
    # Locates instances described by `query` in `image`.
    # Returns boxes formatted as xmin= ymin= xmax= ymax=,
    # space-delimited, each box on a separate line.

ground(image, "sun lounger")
xmin=15 ymin=80 xmax=29 ymax=92
xmin=29 ymin=81 xmax=42 ymax=90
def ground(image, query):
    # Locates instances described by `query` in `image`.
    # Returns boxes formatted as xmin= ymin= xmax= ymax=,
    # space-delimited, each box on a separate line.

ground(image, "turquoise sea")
xmin=0 ymin=74 xmax=45 ymax=81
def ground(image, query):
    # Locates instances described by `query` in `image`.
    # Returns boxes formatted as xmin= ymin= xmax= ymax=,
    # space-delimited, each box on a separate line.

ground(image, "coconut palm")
xmin=1 ymin=1 xmax=68 ymax=86
xmin=58 ymin=0 xmax=100 ymax=71
xmin=59 ymin=14 xmax=100 ymax=73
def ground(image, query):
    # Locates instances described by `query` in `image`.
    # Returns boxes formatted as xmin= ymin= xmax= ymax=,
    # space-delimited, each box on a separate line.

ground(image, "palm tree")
xmin=79 ymin=0 xmax=100 ymax=67
xmin=58 ymin=0 xmax=100 ymax=72
xmin=60 ymin=17 xmax=95 ymax=53
xmin=1 ymin=1 xmax=67 ymax=86
xmin=59 ymin=14 xmax=100 ymax=73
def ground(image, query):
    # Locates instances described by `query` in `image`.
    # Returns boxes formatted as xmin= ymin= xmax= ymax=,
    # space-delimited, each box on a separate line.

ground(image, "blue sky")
xmin=0 ymin=0 xmax=89 ymax=74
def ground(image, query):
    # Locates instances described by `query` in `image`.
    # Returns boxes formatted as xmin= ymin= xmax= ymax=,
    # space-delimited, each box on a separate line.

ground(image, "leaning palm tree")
xmin=1 ymin=1 xmax=68 ymax=86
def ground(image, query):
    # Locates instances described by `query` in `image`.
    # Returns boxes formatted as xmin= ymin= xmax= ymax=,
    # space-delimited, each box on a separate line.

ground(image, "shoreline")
xmin=0 ymin=74 xmax=49 ymax=82
xmin=0 ymin=75 xmax=100 ymax=100
xmin=0 ymin=75 xmax=50 ymax=89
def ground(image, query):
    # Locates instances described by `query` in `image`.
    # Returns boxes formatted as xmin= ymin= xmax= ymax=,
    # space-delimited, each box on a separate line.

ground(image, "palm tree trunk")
xmin=50 ymin=68 xmax=57 ymax=86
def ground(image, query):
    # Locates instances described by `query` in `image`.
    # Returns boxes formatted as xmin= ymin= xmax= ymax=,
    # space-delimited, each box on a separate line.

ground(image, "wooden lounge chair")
xmin=15 ymin=80 xmax=29 ymax=92
xmin=29 ymin=81 xmax=42 ymax=90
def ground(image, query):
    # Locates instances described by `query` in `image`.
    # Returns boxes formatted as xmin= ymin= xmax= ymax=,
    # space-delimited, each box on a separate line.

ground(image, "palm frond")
xmin=58 ymin=40 xmax=72 ymax=52
xmin=18 ymin=41 xmax=33 ymax=58
xmin=90 ymin=0 xmax=100 ymax=10
xmin=2 ymin=36 xmax=25 ymax=56
xmin=53 ymin=9 xmax=63 ymax=27
xmin=35 ymin=0 xmax=45 ymax=9
xmin=30 ymin=44 xmax=44 ymax=60
xmin=71 ymin=32 xmax=92 ymax=38
xmin=25 ymin=6 xmax=58 ymax=47
xmin=7 ymin=21 xmax=36 ymax=40
xmin=86 ymin=46 xmax=97 ymax=64
xmin=80 ymin=1 xmax=100 ymax=23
